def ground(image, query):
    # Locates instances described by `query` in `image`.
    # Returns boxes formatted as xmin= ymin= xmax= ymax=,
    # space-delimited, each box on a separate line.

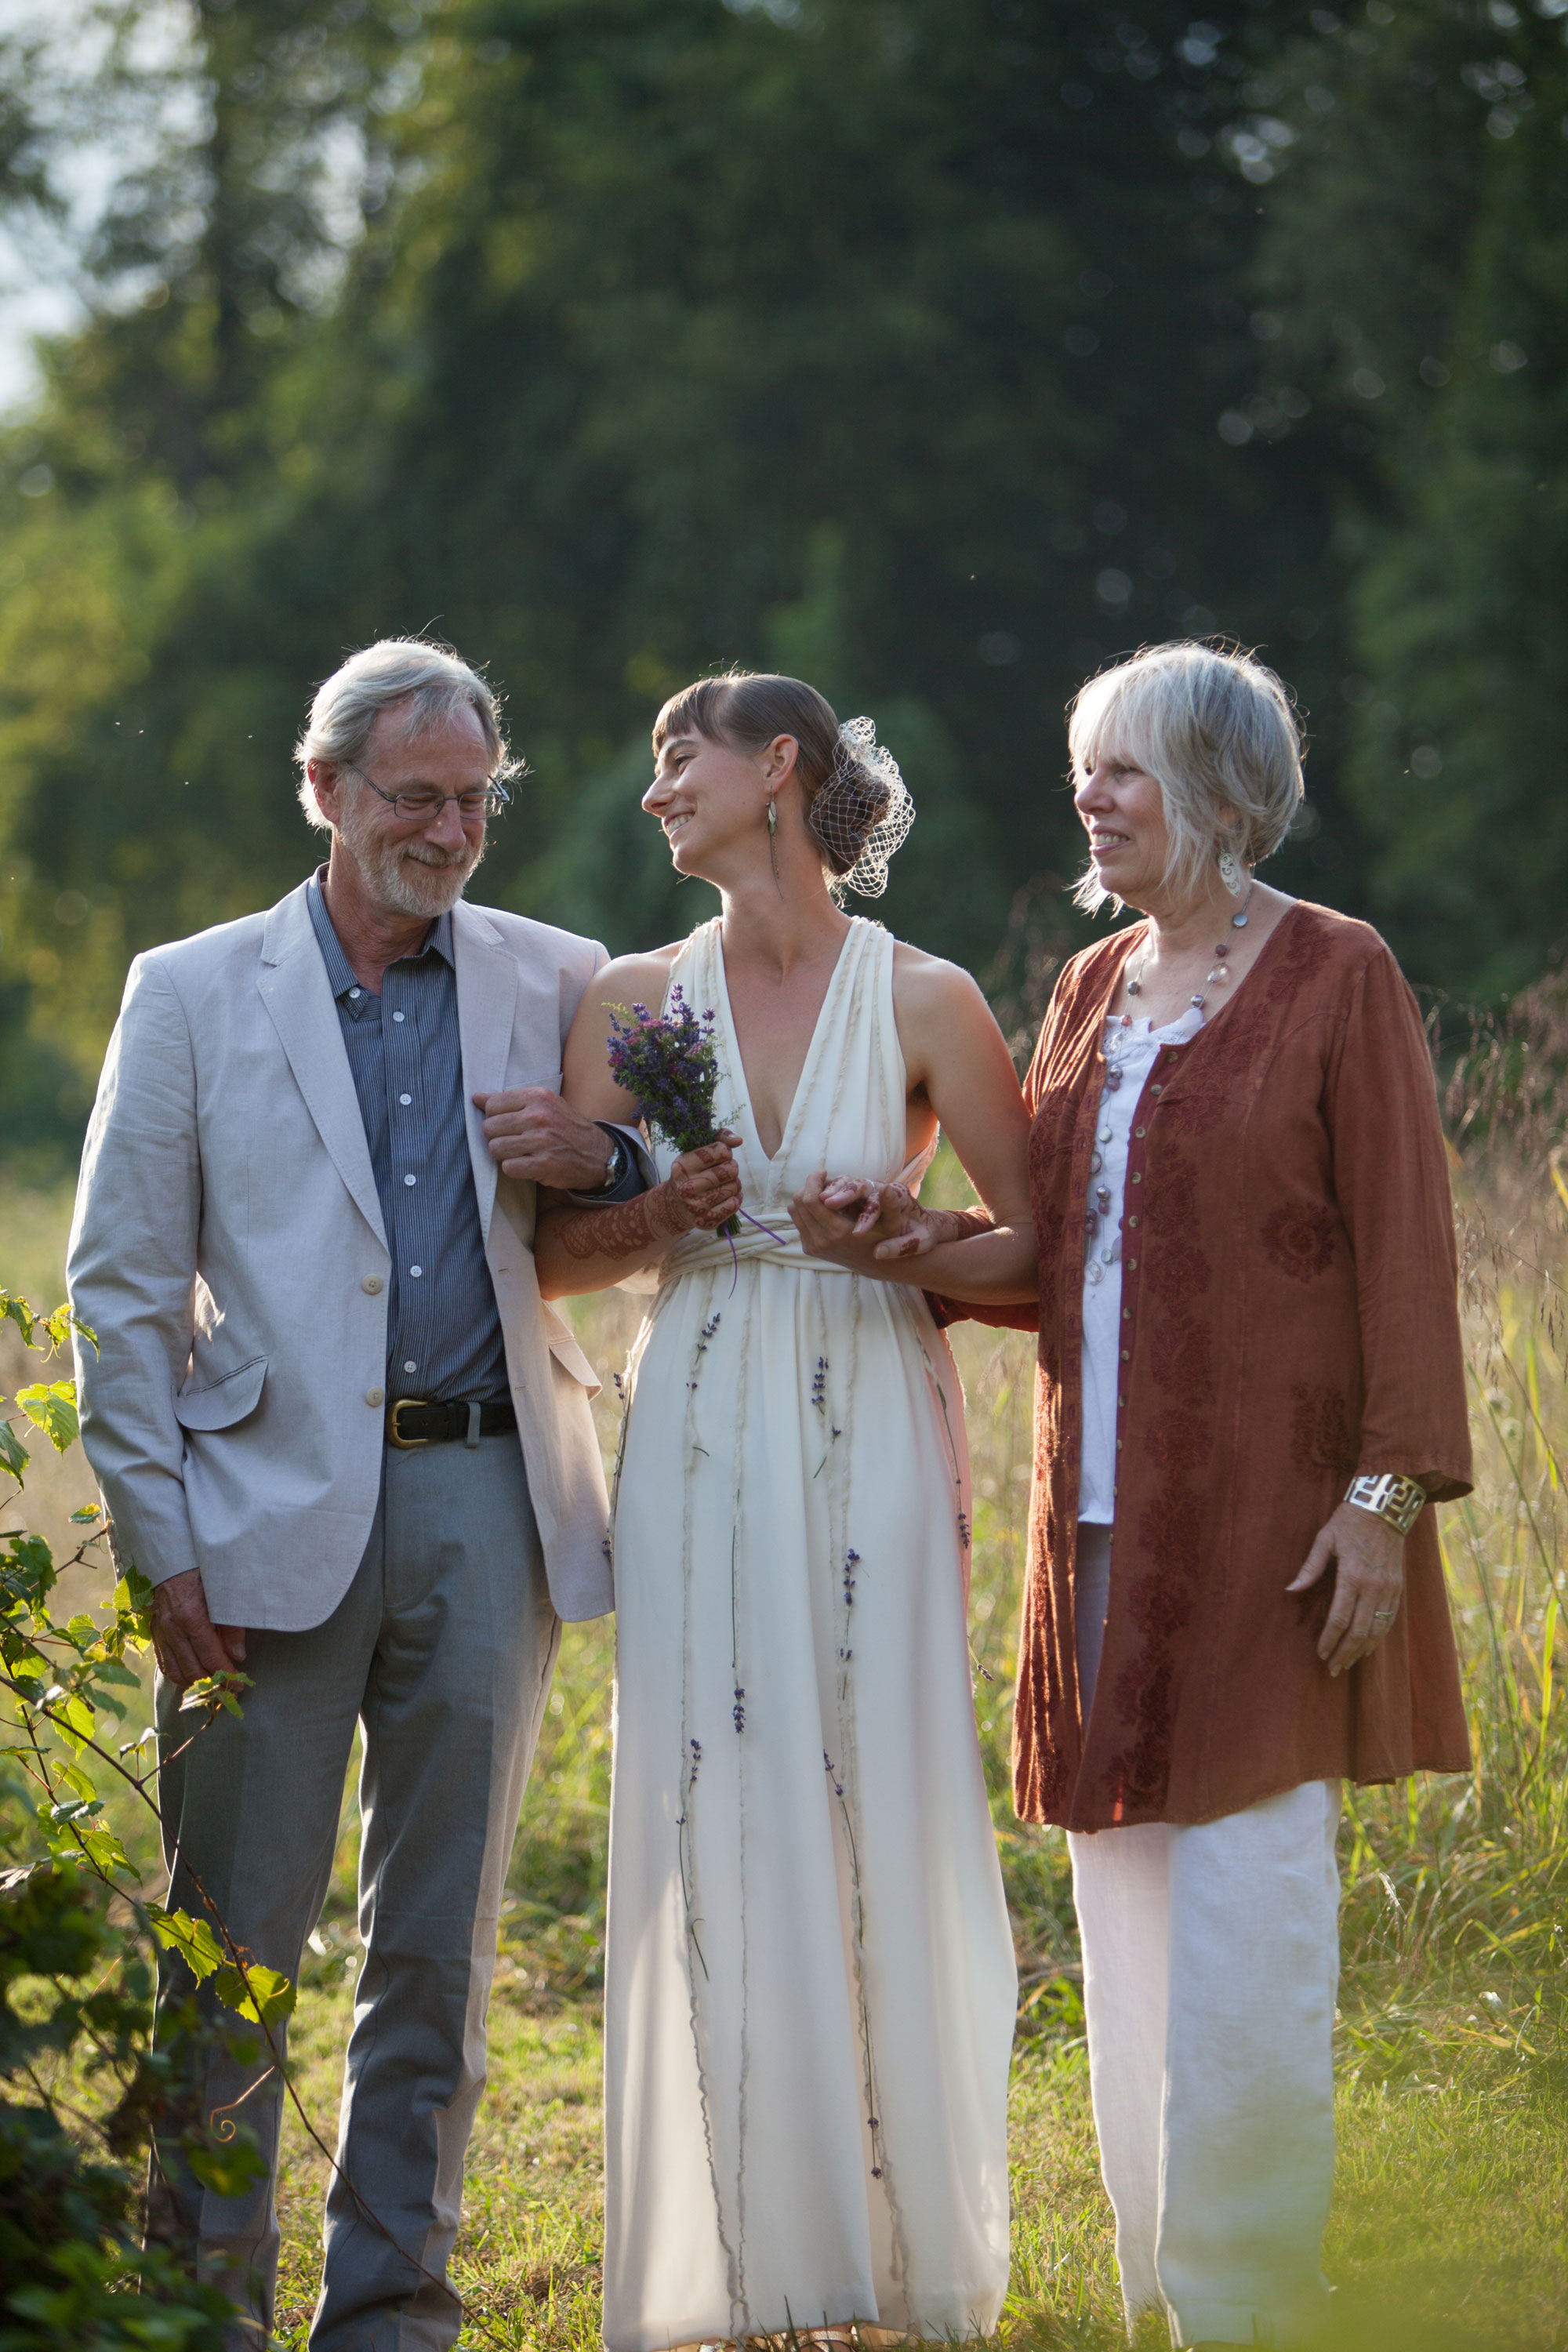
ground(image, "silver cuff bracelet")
xmin=1344 ymin=1472 xmax=1425 ymax=1536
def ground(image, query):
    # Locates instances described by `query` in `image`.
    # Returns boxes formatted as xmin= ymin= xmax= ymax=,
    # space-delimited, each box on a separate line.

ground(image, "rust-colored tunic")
xmin=953 ymin=902 xmax=1473 ymax=1833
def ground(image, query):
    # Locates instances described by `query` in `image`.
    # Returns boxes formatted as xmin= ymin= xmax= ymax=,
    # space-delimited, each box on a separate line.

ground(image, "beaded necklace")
xmin=1122 ymin=875 xmax=1255 ymax=1018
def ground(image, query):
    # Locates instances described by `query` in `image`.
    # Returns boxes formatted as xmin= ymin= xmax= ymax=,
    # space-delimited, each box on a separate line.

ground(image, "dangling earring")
xmin=766 ymin=794 xmax=782 ymax=890
xmin=1218 ymin=844 xmax=1246 ymax=898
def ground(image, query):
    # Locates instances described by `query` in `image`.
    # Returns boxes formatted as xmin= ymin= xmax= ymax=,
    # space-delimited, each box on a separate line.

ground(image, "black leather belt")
xmin=386 ymin=1396 xmax=517 ymax=1450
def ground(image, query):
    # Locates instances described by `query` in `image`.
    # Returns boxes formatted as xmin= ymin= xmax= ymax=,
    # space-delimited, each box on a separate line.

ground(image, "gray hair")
xmin=1067 ymin=641 xmax=1304 ymax=914
xmin=293 ymin=638 xmax=514 ymax=829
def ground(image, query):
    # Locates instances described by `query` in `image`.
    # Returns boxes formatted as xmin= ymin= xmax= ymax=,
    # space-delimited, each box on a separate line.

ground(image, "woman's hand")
xmin=661 ymin=1133 xmax=743 ymax=1236
xmin=1287 ymin=1501 xmax=1406 ymax=1677
xmin=813 ymin=1176 xmax=949 ymax=1260
xmin=789 ymin=1172 xmax=941 ymax=1269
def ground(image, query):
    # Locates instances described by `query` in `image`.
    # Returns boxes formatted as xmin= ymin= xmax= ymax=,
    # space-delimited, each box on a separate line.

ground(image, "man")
xmin=68 ymin=639 xmax=649 ymax=2346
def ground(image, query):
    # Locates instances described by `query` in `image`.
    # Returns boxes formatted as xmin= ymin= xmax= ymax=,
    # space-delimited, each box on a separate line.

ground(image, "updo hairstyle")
xmin=652 ymin=670 xmax=891 ymax=881
xmin=1068 ymin=641 xmax=1305 ymax=913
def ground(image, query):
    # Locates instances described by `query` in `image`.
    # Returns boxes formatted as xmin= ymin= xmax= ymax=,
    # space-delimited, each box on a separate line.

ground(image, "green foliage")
xmin=1243 ymin=2 xmax=1568 ymax=995
xmin=0 ymin=1292 xmax=285 ymax=2344
xmin=0 ymin=0 xmax=1404 ymax=1167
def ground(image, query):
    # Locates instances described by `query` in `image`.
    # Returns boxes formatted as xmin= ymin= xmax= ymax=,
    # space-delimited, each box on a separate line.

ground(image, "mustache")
xmin=403 ymin=845 xmax=471 ymax=871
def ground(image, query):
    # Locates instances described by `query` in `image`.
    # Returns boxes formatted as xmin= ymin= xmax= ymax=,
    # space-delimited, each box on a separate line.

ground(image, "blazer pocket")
xmin=173 ymin=1354 xmax=267 ymax=1432
xmin=539 ymin=1305 xmax=600 ymax=1392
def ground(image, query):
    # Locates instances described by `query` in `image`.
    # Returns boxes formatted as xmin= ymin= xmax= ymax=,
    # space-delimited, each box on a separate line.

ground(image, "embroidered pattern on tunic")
xmin=1263 ymin=1201 xmax=1340 ymax=1282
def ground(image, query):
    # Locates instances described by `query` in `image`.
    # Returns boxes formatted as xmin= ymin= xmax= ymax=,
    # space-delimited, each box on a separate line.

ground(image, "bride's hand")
xmin=662 ymin=1133 xmax=743 ymax=1235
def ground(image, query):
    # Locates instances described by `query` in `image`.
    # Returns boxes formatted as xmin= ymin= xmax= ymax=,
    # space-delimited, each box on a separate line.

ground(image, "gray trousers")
xmin=148 ymin=1433 xmax=561 ymax=2350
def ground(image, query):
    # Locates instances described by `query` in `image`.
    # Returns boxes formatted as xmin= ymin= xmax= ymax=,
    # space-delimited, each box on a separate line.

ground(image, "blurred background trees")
xmin=0 ymin=0 xmax=1563 ymax=1172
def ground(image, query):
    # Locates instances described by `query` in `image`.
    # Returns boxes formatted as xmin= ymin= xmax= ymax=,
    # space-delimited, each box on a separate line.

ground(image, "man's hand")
xmin=476 ymin=1089 xmax=622 ymax=1190
xmin=1287 ymin=1501 xmax=1406 ymax=1678
xmin=151 ymin=1569 xmax=247 ymax=1692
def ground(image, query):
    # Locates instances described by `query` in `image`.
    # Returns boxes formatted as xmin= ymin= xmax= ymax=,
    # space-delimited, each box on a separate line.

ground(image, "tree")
xmin=5 ymin=0 xmax=1485 ymax=1166
xmin=1243 ymin=0 xmax=1568 ymax=996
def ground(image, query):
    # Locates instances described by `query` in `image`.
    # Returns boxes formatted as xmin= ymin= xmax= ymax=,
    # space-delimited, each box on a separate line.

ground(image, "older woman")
xmin=791 ymin=641 xmax=1472 ymax=2350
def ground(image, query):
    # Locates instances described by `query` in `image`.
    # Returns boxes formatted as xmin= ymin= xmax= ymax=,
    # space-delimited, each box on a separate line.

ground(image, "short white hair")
xmin=1067 ymin=641 xmax=1304 ymax=914
xmin=293 ymin=638 xmax=514 ymax=829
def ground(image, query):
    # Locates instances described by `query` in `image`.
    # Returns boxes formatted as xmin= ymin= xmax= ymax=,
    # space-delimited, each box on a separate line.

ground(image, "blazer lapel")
xmin=256 ymin=884 xmax=387 ymax=1249
xmin=452 ymin=900 xmax=520 ymax=1242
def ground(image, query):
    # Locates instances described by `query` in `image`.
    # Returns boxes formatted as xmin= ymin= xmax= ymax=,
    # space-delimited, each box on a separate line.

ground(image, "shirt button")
xmin=349 ymin=987 xmax=361 ymax=1000
xmin=361 ymin=1276 xmax=383 ymax=1294
xmin=393 ymin=1011 xmax=406 ymax=1023
xmin=410 ymin=1264 xmax=423 ymax=1278
xmin=404 ymin=1173 xmax=416 ymax=1187
xmin=400 ymin=1093 xmax=412 ymax=1106
xmin=366 ymin=1386 xmax=384 ymax=1406
xmin=403 ymin=1359 xmax=417 ymax=1374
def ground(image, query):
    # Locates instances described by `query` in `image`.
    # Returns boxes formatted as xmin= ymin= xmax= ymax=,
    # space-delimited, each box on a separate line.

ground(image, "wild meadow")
xmin=4 ymin=996 xmax=1567 ymax=2347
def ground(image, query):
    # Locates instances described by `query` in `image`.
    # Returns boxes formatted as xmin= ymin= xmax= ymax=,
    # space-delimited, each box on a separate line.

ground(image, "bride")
xmin=533 ymin=671 xmax=1031 ymax=2349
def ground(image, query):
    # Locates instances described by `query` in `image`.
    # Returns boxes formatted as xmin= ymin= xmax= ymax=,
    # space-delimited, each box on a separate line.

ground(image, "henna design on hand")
xmin=932 ymin=1207 xmax=994 ymax=1244
xmin=559 ymin=1182 xmax=688 ymax=1261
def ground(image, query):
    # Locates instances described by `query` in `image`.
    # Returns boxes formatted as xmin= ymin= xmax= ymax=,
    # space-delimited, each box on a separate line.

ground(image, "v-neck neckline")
xmin=710 ymin=918 xmax=859 ymax=1167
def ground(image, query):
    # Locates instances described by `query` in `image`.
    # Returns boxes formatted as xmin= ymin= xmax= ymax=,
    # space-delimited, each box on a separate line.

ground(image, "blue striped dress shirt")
xmin=307 ymin=874 xmax=509 ymax=1402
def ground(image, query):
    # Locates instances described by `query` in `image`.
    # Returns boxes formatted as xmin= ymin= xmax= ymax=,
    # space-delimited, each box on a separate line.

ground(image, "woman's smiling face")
xmin=643 ymin=726 xmax=779 ymax=878
xmin=1073 ymin=748 xmax=1171 ymax=910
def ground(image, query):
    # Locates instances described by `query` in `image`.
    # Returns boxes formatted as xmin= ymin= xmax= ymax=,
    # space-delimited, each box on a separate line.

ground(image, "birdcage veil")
xmin=806 ymin=717 xmax=916 ymax=900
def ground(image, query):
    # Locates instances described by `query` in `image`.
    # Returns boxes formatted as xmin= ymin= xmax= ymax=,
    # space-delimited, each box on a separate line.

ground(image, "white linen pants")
xmin=1069 ymin=1534 xmax=1341 ymax=2347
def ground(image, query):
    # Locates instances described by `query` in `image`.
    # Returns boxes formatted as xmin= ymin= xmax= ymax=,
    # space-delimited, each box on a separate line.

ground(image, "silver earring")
xmin=766 ymin=797 xmax=777 ymax=837
xmin=1218 ymin=846 xmax=1246 ymax=898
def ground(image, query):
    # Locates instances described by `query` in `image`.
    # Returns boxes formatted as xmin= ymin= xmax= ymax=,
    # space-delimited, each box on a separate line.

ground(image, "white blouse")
xmin=1078 ymin=1003 xmax=1204 ymax=1523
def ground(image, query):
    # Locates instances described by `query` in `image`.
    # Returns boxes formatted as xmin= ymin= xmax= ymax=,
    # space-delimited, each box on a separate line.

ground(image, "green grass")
xmin=6 ymin=1156 xmax=1568 ymax=2350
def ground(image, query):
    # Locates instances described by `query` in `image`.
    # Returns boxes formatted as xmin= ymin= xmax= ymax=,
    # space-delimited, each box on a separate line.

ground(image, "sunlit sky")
xmin=0 ymin=0 xmax=176 ymax=420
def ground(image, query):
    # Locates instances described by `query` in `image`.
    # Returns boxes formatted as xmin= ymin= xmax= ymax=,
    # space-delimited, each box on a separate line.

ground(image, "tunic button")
xmin=1120 ymin=1348 xmax=1130 ymax=1361
xmin=1150 ymin=1084 xmax=1163 ymax=1096
xmin=366 ymin=1387 xmax=384 ymax=1406
xmin=1127 ymin=1214 xmax=1139 ymax=1228
xmin=361 ymin=1276 xmax=383 ymax=1294
xmin=1127 ymin=1256 xmax=1138 ymax=1269
xmin=1131 ymin=1172 xmax=1142 ymax=1185
xmin=1134 ymin=1126 xmax=1146 ymax=1138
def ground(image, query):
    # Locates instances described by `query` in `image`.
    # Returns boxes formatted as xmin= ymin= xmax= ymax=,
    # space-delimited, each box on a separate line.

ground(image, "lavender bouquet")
xmin=607 ymin=986 xmax=740 ymax=1238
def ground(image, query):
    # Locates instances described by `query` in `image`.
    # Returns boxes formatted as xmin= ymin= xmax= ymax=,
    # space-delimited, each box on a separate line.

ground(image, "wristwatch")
xmin=1343 ymin=1472 xmax=1425 ymax=1536
xmin=593 ymin=1133 xmax=628 ymax=1194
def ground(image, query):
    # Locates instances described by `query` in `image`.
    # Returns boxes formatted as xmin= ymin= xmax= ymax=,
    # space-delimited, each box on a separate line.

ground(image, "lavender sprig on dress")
xmin=606 ymin=987 xmax=739 ymax=1239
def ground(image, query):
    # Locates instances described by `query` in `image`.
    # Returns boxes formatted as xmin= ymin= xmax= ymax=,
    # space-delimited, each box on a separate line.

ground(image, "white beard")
xmin=337 ymin=792 xmax=486 ymax=920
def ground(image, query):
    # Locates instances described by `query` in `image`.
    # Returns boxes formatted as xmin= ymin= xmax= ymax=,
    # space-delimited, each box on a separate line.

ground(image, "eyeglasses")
xmin=343 ymin=764 xmax=511 ymax=823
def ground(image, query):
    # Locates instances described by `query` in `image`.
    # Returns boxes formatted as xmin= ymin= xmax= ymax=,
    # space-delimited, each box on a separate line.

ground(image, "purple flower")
xmin=607 ymin=985 xmax=737 ymax=1237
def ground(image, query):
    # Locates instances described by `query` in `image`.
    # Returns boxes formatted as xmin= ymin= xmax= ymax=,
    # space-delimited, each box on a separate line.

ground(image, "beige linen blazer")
xmin=67 ymin=880 xmax=615 ymax=1629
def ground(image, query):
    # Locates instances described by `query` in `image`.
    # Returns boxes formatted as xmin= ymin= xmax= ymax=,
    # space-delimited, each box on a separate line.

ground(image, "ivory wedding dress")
xmin=602 ymin=915 xmax=1016 ymax=2350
